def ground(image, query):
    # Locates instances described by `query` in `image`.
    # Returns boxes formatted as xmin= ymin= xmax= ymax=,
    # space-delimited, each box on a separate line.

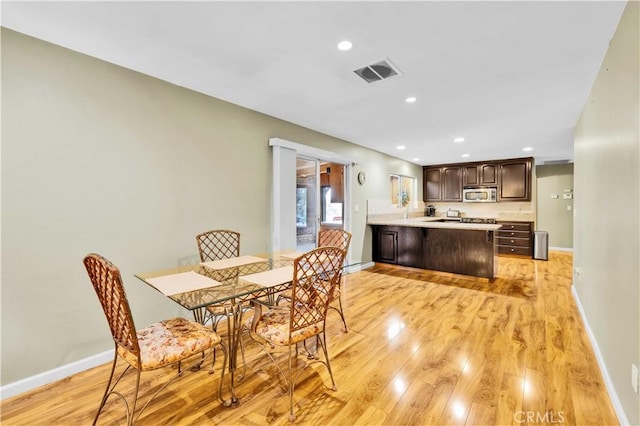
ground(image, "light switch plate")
xmin=551 ymin=194 xmax=559 ymax=199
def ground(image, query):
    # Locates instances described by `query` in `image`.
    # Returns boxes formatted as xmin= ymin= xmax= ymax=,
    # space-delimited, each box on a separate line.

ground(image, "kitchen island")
xmin=368 ymin=216 xmax=501 ymax=279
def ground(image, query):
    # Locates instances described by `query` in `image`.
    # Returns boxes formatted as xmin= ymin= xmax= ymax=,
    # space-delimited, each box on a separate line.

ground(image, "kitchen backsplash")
xmin=367 ymin=199 xmax=535 ymax=222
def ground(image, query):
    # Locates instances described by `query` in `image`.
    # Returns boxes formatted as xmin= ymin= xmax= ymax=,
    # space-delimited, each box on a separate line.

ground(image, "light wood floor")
xmin=1 ymin=251 xmax=619 ymax=425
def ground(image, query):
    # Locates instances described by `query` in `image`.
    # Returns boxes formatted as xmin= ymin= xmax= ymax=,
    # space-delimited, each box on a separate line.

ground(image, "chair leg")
xmin=93 ymin=352 xmax=119 ymax=426
xmin=335 ymin=294 xmax=348 ymax=332
xmin=128 ymin=369 xmax=142 ymax=426
xmin=288 ymin=344 xmax=296 ymax=422
xmin=318 ymin=331 xmax=337 ymax=391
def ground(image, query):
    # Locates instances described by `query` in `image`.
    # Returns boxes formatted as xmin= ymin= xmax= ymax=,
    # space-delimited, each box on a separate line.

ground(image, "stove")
xmin=460 ymin=217 xmax=497 ymax=224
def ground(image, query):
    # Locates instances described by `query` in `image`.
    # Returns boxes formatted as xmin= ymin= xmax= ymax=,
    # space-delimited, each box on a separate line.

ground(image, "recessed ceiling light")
xmin=461 ymin=153 xmax=470 ymax=158
xmin=337 ymin=40 xmax=352 ymax=51
xmin=396 ymin=145 xmax=406 ymax=150
xmin=522 ymin=146 xmax=533 ymax=152
xmin=454 ymin=137 xmax=465 ymax=143
xmin=405 ymin=96 xmax=417 ymax=103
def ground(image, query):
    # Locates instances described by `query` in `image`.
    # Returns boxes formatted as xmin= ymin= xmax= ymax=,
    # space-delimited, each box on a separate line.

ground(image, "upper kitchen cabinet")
xmin=423 ymin=166 xmax=462 ymax=202
xmin=463 ymin=163 xmax=498 ymax=186
xmin=499 ymin=158 xmax=532 ymax=201
xmin=424 ymin=157 xmax=532 ymax=202
xmin=424 ymin=168 xmax=441 ymax=201
xmin=442 ymin=166 xmax=463 ymax=201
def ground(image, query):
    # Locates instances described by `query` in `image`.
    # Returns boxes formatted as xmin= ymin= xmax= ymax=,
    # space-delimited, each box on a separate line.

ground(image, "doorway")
xmin=270 ymin=138 xmax=353 ymax=254
xmin=296 ymin=159 xmax=345 ymax=252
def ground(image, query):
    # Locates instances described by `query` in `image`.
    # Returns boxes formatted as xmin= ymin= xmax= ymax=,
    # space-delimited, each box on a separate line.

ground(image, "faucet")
xmin=403 ymin=204 xmax=410 ymax=219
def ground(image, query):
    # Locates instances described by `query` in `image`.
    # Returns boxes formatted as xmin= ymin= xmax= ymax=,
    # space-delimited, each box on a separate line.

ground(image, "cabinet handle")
xmin=510 ymin=232 xmax=515 ymax=236
xmin=510 ymin=240 xmax=514 ymax=243
xmin=510 ymin=248 xmax=515 ymax=252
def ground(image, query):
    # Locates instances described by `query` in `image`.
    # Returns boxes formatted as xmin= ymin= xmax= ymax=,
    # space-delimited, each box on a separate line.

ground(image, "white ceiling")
xmin=2 ymin=1 xmax=626 ymax=166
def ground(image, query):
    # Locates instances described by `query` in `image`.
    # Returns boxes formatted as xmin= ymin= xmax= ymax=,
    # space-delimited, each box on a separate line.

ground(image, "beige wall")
xmin=535 ymin=163 xmax=573 ymax=249
xmin=574 ymin=2 xmax=639 ymax=424
xmin=0 ymin=29 xmax=422 ymax=385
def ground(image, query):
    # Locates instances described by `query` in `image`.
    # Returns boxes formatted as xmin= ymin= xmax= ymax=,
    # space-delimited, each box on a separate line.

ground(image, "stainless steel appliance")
xmin=426 ymin=205 xmax=436 ymax=216
xmin=533 ymin=231 xmax=549 ymax=260
xmin=463 ymin=187 xmax=497 ymax=203
xmin=460 ymin=217 xmax=497 ymax=224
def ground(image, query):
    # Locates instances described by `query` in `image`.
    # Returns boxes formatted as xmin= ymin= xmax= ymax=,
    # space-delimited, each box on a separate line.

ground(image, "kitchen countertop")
xmin=367 ymin=216 xmax=503 ymax=231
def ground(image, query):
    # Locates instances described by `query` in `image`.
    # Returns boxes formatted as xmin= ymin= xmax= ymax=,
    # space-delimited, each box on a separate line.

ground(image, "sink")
xmin=435 ymin=218 xmax=462 ymax=222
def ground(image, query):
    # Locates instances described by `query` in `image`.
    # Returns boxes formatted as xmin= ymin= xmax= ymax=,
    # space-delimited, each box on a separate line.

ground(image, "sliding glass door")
xmin=295 ymin=158 xmax=346 ymax=251
xmin=296 ymin=158 xmax=319 ymax=251
xmin=270 ymin=138 xmax=352 ymax=254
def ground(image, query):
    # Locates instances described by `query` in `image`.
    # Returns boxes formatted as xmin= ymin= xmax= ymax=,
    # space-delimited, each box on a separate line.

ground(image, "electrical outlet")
xmin=574 ymin=267 xmax=582 ymax=281
xmin=632 ymin=364 xmax=639 ymax=394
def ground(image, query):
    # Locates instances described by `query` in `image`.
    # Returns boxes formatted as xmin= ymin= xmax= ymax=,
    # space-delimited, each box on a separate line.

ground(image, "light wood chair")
xmin=248 ymin=246 xmax=346 ymax=422
xmin=83 ymin=253 xmax=225 ymax=426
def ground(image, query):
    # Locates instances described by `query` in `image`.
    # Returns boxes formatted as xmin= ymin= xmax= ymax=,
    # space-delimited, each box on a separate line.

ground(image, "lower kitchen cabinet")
xmin=371 ymin=225 xmax=497 ymax=279
xmin=496 ymin=221 xmax=533 ymax=256
xmin=372 ymin=226 xmax=424 ymax=268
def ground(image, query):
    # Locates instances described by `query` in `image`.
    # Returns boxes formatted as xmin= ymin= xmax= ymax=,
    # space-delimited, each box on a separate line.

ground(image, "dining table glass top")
xmin=135 ymin=251 xmax=357 ymax=311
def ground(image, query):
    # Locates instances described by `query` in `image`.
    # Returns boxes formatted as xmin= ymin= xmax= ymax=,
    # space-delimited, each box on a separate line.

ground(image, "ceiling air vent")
xmin=353 ymin=58 xmax=402 ymax=83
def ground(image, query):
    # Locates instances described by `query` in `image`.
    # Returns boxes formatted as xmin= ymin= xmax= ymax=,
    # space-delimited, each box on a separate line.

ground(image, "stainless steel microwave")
xmin=463 ymin=187 xmax=497 ymax=202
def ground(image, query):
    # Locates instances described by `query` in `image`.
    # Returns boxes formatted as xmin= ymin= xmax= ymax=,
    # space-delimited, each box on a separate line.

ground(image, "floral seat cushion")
xmin=252 ymin=309 xmax=323 ymax=346
xmin=117 ymin=317 xmax=221 ymax=370
xmin=207 ymin=305 xmax=229 ymax=316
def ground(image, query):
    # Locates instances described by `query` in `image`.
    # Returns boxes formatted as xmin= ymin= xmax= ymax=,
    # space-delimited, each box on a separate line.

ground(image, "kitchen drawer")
xmin=497 ymin=237 xmax=530 ymax=247
xmin=496 ymin=221 xmax=533 ymax=257
xmin=498 ymin=222 xmax=531 ymax=232
xmin=498 ymin=245 xmax=531 ymax=256
xmin=497 ymin=230 xmax=530 ymax=238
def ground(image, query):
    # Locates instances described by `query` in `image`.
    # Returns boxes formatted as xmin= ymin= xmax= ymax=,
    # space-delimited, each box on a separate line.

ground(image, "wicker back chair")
xmin=249 ymin=246 xmax=346 ymax=422
xmin=84 ymin=253 xmax=223 ymax=425
xmin=318 ymin=229 xmax=352 ymax=331
xmin=195 ymin=229 xmax=244 ymax=327
xmin=196 ymin=229 xmax=240 ymax=262
xmin=195 ymin=229 xmax=246 ymax=377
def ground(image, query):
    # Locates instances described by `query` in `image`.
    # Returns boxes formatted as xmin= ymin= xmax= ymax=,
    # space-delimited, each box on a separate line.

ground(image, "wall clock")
xmin=357 ymin=172 xmax=366 ymax=185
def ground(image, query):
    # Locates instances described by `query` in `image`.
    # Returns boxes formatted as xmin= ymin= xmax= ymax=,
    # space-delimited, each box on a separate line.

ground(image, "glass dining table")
xmin=135 ymin=251 xmax=354 ymax=406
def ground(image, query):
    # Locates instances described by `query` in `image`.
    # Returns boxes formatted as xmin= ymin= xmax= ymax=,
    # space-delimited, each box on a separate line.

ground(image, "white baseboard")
xmin=550 ymin=246 xmax=574 ymax=252
xmin=571 ymin=285 xmax=630 ymax=425
xmin=0 ymin=349 xmax=114 ymax=400
xmin=346 ymin=261 xmax=374 ymax=274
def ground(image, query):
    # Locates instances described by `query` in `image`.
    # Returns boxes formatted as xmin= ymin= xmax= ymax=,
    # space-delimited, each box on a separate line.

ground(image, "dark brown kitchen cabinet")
xmin=372 ymin=225 xmax=497 ymax=279
xmin=499 ymin=159 xmax=531 ymax=201
xmin=441 ymin=166 xmax=463 ymax=201
xmin=371 ymin=226 xmax=424 ymax=268
xmin=424 ymin=168 xmax=442 ymax=201
xmin=423 ymin=166 xmax=462 ymax=202
xmin=373 ymin=228 xmax=398 ymax=264
xmin=463 ymin=163 xmax=497 ymax=186
xmin=424 ymin=157 xmax=532 ymax=203
xmin=496 ymin=221 xmax=533 ymax=256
